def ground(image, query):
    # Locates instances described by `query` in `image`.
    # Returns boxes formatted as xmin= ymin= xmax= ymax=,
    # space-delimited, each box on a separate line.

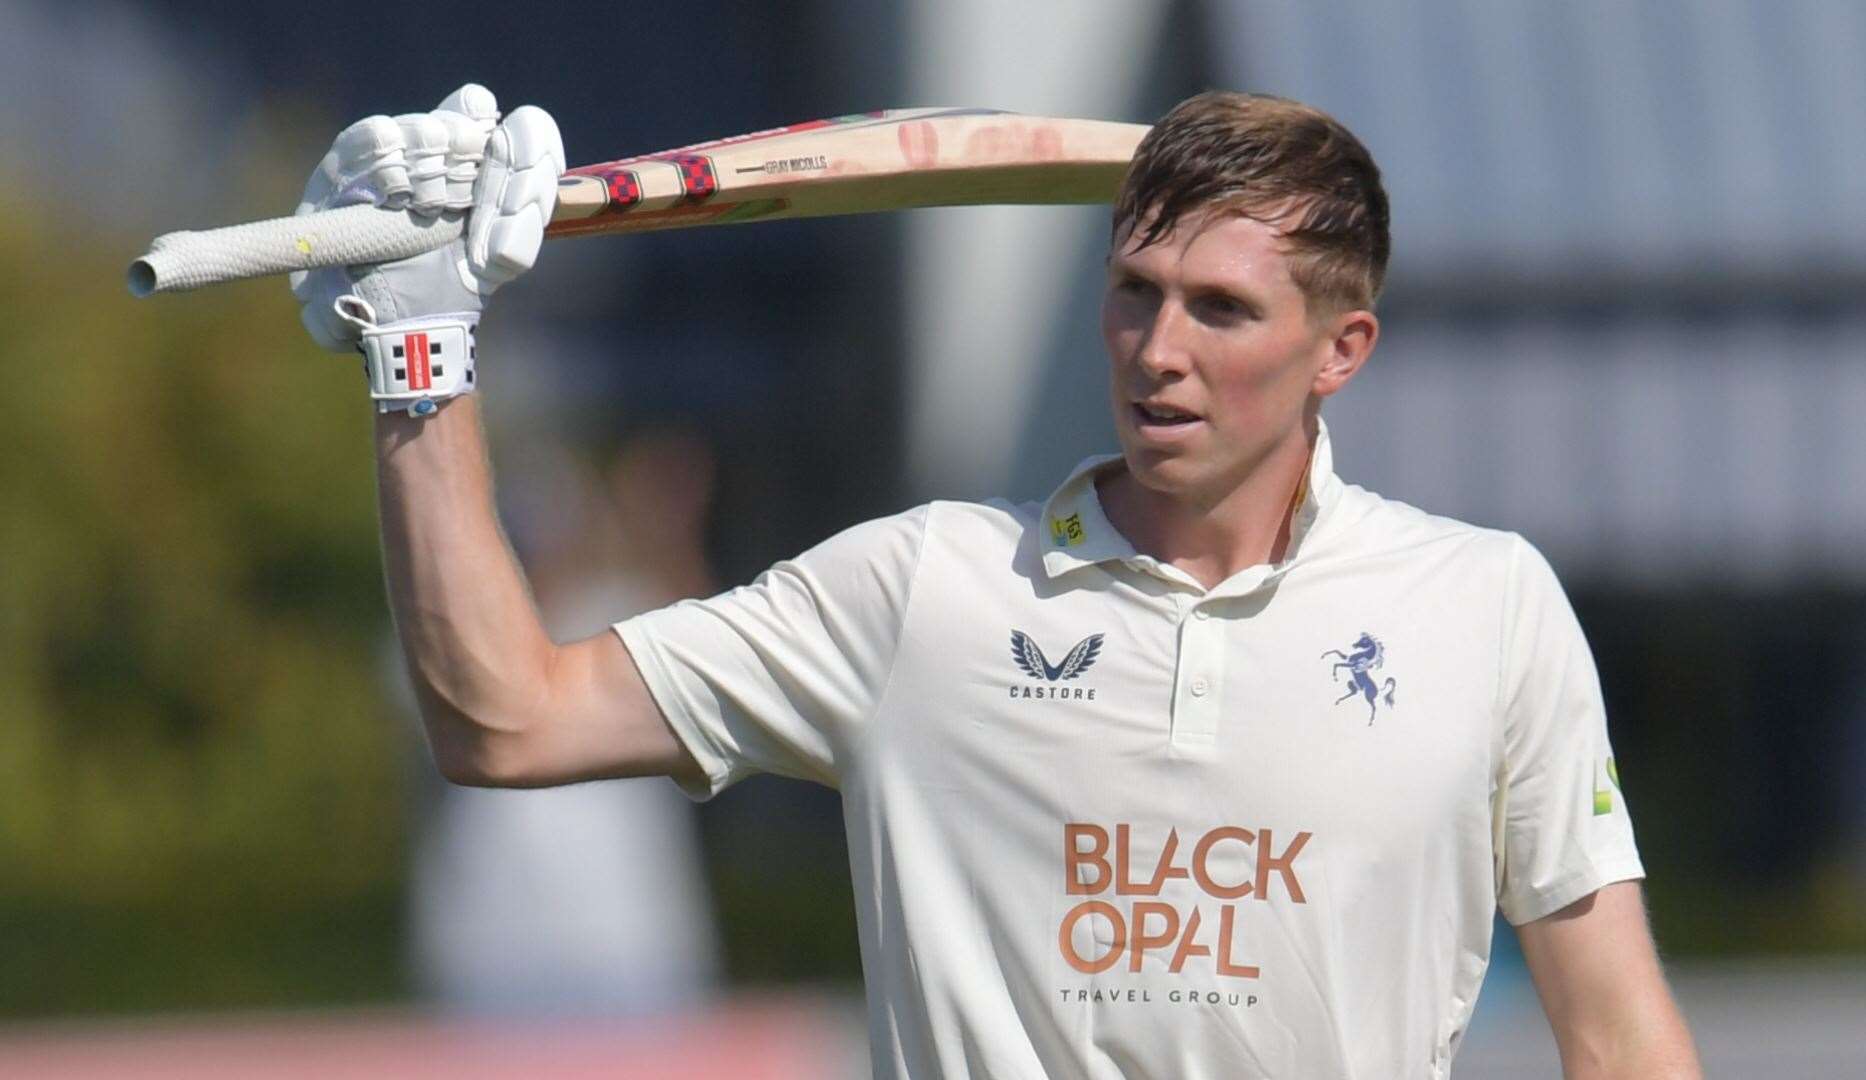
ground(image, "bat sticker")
xmin=669 ymin=155 xmax=718 ymax=200
xmin=740 ymin=155 xmax=829 ymax=176
xmin=602 ymin=169 xmax=643 ymax=209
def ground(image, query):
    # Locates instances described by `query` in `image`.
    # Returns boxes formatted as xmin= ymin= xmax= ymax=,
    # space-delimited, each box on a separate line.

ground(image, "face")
xmin=1101 ymin=210 xmax=1374 ymax=508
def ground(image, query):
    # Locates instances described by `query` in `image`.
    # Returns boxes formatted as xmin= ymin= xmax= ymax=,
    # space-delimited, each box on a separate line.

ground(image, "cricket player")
xmin=299 ymin=83 xmax=1703 ymax=1077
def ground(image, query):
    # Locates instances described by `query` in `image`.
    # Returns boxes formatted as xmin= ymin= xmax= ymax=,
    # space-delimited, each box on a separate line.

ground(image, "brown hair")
xmin=1113 ymin=91 xmax=1390 ymax=314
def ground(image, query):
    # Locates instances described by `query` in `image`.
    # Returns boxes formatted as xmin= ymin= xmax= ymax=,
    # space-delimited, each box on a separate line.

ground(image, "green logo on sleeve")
xmin=1593 ymin=756 xmax=1622 ymax=816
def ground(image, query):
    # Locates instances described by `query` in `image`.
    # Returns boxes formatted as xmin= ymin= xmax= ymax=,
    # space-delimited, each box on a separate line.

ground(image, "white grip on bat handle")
xmin=126 ymin=204 xmax=465 ymax=297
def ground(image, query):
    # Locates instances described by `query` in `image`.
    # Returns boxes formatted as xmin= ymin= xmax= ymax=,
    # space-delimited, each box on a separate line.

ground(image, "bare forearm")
xmin=374 ymin=395 xmax=551 ymax=778
xmin=1521 ymin=884 xmax=1703 ymax=1080
xmin=1553 ymin=1002 xmax=1700 ymax=1080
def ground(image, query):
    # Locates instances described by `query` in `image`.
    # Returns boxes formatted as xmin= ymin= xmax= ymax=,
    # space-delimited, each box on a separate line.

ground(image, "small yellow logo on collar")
xmin=1049 ymin=512 xmax=1086 ymax=547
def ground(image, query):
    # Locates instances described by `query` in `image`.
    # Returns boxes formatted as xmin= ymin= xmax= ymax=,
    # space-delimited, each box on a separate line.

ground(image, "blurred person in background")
xmin=298 ymin=81 xmax=1699 ymax=1077
xmin=405 ymin=425 xmax=721 ymax=1015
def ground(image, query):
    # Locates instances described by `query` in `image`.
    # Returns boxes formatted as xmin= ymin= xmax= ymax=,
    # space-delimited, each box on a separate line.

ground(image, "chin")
xmin=1120 ymin=445 xmax=1207 ymax=498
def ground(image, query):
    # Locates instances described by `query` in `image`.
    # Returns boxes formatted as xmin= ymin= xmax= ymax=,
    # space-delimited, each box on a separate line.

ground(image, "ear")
xmin=1312 ymin=309 xmax=1378 ymax=399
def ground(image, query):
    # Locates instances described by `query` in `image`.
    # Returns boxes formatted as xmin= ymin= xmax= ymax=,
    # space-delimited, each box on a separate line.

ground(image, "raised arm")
xmin=1516 ymin=881 xmax=1701 ymax=1079
xmin=375 ymin=398 xmax=699 ymax=788
xmin=293 ymin=85 xmax=698 ymax=789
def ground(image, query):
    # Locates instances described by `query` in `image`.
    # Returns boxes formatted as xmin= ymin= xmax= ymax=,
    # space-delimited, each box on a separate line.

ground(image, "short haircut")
xmin=1113 ymin=91 xmax=1391 ymax=315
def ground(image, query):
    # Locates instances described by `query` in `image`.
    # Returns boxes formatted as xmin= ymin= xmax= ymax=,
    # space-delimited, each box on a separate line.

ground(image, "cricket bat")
xmin=128 ymin=108 xmax=1148 ymax=297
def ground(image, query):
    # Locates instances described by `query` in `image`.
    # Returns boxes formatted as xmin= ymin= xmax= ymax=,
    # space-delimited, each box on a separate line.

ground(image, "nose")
xmin=1134 ymin=300 xmax=1192 ymax=380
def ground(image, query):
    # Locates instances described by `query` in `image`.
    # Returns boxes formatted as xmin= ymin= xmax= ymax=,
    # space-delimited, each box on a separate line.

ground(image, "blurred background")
xmin=2 ymin=0 xmax=1862 ymax=1075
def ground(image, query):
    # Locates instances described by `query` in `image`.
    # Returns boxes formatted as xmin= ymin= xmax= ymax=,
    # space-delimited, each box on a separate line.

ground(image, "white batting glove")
xmin=290 ymin=84 xmax=565 ymax=415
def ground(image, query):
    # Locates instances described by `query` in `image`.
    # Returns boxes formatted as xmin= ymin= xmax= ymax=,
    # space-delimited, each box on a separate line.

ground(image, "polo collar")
xmin=1036 ymin=418 xmax=1346 ymax=596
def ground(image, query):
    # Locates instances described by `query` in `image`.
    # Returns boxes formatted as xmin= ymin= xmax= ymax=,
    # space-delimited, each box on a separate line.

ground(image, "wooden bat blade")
xmin=545 ymin=108 xmax=1148 ymax=238
xmin=127 ymin=108 xmax=1148 ymax=296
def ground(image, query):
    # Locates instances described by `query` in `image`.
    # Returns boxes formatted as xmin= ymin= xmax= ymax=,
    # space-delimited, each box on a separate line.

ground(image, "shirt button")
xmin=1190 ymin=677 xmax=1209 ymax=696
xmin=1193 ymin=608 xmax=1211 ymax=621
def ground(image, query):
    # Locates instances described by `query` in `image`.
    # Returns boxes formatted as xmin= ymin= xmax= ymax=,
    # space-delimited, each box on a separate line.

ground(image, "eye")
xmin=1111 ymin=273 xmax=1154 ymax=297
xmin=1192 ymin=293 xmax=1254 ymax=325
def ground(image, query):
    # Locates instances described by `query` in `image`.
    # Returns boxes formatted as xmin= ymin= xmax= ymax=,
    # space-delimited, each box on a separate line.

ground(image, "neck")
xmin=1098 ymin=420 xmax=1316 ymax=590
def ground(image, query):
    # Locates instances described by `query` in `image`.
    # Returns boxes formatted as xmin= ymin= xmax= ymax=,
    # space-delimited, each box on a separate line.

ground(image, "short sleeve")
xmin=615 ymin=505 xmax=928 ymax=800
xmin=1492 ymin=535 xmax=1645 ymax=925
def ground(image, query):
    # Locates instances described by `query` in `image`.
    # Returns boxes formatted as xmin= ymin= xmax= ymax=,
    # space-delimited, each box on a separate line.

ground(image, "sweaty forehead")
xmin=1111 ymin=211 xmax=1303 ymax=293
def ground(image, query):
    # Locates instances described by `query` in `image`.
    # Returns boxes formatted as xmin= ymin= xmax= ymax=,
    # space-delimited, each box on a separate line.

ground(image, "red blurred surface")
xmin=0 ymin=996 xmax=858 ymax=1079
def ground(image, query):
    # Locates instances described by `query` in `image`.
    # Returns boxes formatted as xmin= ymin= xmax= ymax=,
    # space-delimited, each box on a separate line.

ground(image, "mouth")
xmin=1130 ymin=401 xmax=1202 ymax=433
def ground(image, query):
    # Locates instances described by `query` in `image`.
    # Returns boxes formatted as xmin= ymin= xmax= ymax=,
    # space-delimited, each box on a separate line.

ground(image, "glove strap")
xmin=334 ymin=296 xmax=478 ymax=417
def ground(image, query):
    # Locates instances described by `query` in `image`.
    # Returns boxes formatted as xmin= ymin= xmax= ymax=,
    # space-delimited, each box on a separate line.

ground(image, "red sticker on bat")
xmin=604 ymin=169 xmax=643 ymax=208
xmin=898 ymin=121 xmax=940 ymax=169
xmin=670 ymin=155 xmax=717 ymax=200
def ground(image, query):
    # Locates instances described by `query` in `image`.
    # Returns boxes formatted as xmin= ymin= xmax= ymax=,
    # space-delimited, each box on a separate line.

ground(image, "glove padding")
xmin=291 ymin=84 xmax=566 ymax=352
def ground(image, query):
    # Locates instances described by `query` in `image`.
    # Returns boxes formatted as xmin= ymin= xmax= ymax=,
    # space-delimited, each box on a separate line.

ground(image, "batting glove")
xmin=290 ymin=84 xmax=565 ymax=416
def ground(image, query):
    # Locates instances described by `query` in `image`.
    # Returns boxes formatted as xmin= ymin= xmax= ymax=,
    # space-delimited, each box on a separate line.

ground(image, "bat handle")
xmin=126 ymin=204 xmax=466 ymax=297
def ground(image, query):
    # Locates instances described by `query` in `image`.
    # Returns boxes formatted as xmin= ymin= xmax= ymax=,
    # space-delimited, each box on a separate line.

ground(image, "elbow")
xmin=430 ymin=740 xmax=506 ymax=787
xmin=428 ymin=726 xmax=541 ymax=788
xmin=414 ymin=693 xmax=539 ymax=788
xmin=1550 ymin=1002 xmax=1702 ymax=1080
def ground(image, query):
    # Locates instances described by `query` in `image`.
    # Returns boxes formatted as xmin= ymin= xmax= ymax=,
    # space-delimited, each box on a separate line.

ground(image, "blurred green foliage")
xmin=1583 ymin=591 xmax=1866 ymax=959
xmin=0 ymin=165 xmax=408 ymax=1014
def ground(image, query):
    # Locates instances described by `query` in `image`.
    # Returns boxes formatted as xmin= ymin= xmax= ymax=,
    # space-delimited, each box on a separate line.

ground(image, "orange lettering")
xmin=1064 ymin=823 xmax=1110 ymax=895
xmin=1115 ymin=825 xmax=1191 ymax=895
xmin=1191 ymin=826 xmax=1255 ymax=900
xmin=1128 ymin=901 xmax=1178 ymax=972
xmin=1115 ymin=824 xmax=1139 ymax=894
xmin=1168 ymin=907 xmax=1212 ymax=973
xmin=1253 ymin=829 xmax=1310 ymax=903
xmin=1058 ymin=900 xmax=1125 ymax=973
xmin=1144 ymin=828 xmax=1190 ymax=894
xmin=1215 ymin=904 xmax=1261 ymax=979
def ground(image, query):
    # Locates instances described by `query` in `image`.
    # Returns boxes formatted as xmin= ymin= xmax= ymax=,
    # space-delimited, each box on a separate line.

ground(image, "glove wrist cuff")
xmin=335 ymin=296 xmax=478 ymax=417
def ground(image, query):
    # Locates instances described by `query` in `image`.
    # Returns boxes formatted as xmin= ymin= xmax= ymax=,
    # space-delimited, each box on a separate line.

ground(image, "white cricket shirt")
xmin=617 ymin=421 xmax=1643 ymax=1079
